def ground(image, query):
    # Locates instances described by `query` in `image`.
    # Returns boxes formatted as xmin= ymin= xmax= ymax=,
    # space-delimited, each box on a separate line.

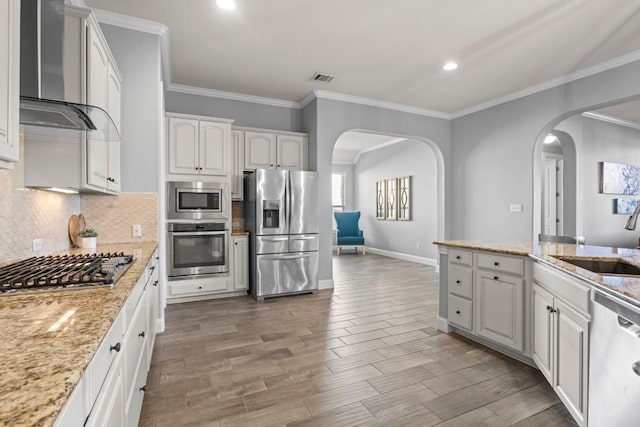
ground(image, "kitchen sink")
xmin=555 ymin=256 xmax=640 ymax=276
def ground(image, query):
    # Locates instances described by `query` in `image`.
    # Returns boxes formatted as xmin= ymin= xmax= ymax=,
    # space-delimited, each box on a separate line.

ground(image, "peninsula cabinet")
xmin=167 ymin=115 xmax=233 ymax=176
xmin=0 ymin=0 xmax=20 ymax=167
xmin=532 ymin=263 xmax=590 ymax=427
xmin=244 ymin=130 xmax=308 ymax=171
xmin=445 ymin=248 xmax=528 ymax=355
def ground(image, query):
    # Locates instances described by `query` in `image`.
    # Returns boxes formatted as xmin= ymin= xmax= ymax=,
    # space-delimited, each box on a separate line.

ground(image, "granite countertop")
xmin=434 ymin=240 xmax=640 ymax=305
xmin=0 ymin=241 xmax=158 ymax=427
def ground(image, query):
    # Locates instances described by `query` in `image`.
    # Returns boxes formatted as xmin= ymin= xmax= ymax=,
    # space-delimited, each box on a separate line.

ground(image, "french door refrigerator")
xmin=244 ymin=169 xmax=319 ymax=300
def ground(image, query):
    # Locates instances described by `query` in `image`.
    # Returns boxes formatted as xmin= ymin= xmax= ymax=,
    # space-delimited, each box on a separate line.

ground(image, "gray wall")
xmin=354 ymin=140 xmax=438 ymax=260
xmin=450 ymin=60 xmax=640 ymax=242
xmin=556 ymin=115 xmax=640 ymax=247
xmin=100 ymin=25 xmax=162 ymax=193
xmin=165 ymin=91 xmax=302 ymax=132
xmin=331 ymin=163 xmax=355 ymax=211
xmin=314 ymin=99 xmax=451 ymax=284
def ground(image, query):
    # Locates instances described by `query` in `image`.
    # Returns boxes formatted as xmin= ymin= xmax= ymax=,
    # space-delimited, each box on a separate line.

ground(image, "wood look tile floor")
xmin=140 ymin=254 xmax=577 ymax=426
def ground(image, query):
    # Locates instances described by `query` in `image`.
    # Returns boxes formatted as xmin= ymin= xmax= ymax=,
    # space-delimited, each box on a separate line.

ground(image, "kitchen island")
xmin=434 ymin=240 xmax=640 ymax=427
xmin=0 ymin=241 xmax=158 ymax=427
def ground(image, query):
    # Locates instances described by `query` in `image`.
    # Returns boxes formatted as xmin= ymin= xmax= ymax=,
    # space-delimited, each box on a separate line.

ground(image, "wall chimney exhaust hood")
xmin=19 ymin=0 xmax=120 ymax=142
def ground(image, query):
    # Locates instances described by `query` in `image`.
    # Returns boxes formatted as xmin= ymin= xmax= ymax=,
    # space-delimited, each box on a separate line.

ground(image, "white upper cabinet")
xmin=231 ymin=130 xmax=244 ymax=200
xmin=167 ymin=115 xmax=232 ymax=176
xmin=244 ymin=130 xmax=307 ymax=171
xmin=0 ymin=0 xmax=20 ymax=166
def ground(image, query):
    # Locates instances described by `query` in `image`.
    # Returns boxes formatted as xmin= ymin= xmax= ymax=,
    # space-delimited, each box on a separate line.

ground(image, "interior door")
xmin=543 ymin=156 xmax=559 ymax=235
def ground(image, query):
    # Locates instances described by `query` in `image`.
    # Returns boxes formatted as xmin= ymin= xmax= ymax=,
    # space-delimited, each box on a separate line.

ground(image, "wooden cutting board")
xmin=68 ymin=214 xmax=86 ymax=248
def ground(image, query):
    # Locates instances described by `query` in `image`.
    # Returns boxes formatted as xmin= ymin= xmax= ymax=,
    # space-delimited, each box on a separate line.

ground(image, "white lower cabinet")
xmin=232 ymin=235 xmax=249 ymax=291
xmin=532 ymin=263 xmax=590 ymax=427
xmin=55 ymin=248 xmax=158 ymax=427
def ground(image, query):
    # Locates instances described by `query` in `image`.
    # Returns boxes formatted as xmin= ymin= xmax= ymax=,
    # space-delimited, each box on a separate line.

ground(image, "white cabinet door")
xmin=0 ymin=0 xmax=19 ymax=164
xmin=554 ymin=298 xmax=589 ymax=426
xmin=107 ymin=140 xmax=121 ymax=192
xmin=168 ymin=118 xmax=199 ymax=174
xmin=245 ymin=131 xmax=276 ymax=169
xmin=475 ymin=271 xmax=524 ymax=351
xmin=106 ymin=62 xmax=122 ymax=134
xmin=532 ymin=284 xmax=554 ymax=383
xmin=232 ymin=130 xmax=245 ymax=200
xmin=276 ymin=134 xmax=306 ymax=170
xmin=85 ymin=356 xmax=125 ymax=427
xmin=199 ymin=120 xmax=228 ymax=175
xmin=87 ymin=138 xmax=110 ymax=189
xmin=233 ymin=236 xmax=249 ymax=291
xmin=87 ymin=23 xmax=109 ymax=114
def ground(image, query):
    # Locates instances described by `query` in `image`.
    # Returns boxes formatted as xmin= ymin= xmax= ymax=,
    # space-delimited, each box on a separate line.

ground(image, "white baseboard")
xmin=318 ymin=279 xmax=334 ymax=290
xmin=366 ymin=247 xmax=438 ymax=267
xmin=436 ymin=315 xmax=453 ymax=332
xmin=156 ymin=318 xmax=165 ymax=334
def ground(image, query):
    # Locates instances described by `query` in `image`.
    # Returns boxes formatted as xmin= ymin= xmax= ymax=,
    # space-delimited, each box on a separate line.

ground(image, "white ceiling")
xmin=84 ymin=0 xmax=640 ymax=116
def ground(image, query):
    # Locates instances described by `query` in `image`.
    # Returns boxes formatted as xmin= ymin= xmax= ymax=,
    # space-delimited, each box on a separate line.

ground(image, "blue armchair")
xmin=334 ymin=211 xmax=365 ymax=255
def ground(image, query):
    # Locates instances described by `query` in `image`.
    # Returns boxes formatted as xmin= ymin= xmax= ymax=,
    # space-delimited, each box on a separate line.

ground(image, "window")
xmin=332 ymin=174 xmax=345 ymax=211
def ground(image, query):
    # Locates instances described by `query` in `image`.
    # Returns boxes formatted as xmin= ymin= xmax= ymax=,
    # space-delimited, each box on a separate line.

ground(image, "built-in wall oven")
xmin=167 ymin=222 xmax=229 ymax=278
xmin=167 ymin=181 xmax=230 ymax=220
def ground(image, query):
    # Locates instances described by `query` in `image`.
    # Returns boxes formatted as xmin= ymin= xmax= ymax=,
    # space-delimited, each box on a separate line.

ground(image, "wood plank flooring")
xmin=140 ymin=253 xmax=577 ymax=426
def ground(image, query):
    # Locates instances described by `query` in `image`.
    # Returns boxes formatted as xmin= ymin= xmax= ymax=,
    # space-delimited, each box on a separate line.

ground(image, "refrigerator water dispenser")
xmin=263 ymin=200 xmax=280 ymax=228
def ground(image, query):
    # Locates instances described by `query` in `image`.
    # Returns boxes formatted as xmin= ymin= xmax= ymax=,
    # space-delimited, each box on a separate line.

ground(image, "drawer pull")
xmin=493 ymin=276 xmax=499 ymax=280
xmin=494 ymin=261 xmax=499 ymax=266
xmin=138 ymin=331 xmax=145 ymax=338
xmin=198 ymin=286 xmax=203 ymax=290
xmin=456 ymin=256 xmax=461 ymax=260
xmin=153 ymin=280 xmax=158 ymax=287
xmin=456 ymin=280 xmax=461 ymax=284
xmin=456 ymin=310 xmax=461 ymax=314
xmin=150 ymin=266 xmax=156 ymax=272
xmin=110 ymin=342 xmax=121 ymax=353
xmin=547 ymin=305 xmax=552 ymax=311
xmin=140 ymin=385 xmax=147 ymax=392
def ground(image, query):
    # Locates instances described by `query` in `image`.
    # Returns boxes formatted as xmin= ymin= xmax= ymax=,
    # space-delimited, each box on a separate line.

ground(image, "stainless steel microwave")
xmin=167 ymin=181 xmax=230 ymax=220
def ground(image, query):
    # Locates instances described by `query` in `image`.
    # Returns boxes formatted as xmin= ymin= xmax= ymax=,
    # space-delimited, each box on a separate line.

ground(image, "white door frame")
xmin=542 ymin=153 xmax=564 ymax=236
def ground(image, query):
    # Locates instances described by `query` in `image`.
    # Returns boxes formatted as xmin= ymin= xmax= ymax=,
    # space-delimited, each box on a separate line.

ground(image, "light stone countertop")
xmin=0 ymin=241 xmax=158 ymax=427
xmin=434 ymin=240 xmax=640 ymax=306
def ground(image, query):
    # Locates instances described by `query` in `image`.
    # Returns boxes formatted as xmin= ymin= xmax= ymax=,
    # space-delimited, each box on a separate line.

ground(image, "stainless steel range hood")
xmin=19 ymin=0 xmax=120 ymax=141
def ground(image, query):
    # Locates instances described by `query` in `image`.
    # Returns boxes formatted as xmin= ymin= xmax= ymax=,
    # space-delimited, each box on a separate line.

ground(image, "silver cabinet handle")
xmin=291 ymin=236 xmax=317 ymax=240
xmin=263 ymin=237 xmax=288 ymax=242
xmin=633 ymin=361 xmax=640 ymax=377
xmin=263 ymin=254 xmax=312 ymax=261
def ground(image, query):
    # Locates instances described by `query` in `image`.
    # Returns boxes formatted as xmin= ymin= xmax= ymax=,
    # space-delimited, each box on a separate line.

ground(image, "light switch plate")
xmin=32 ymin=239 xmax=43 ymax=252
xmin=510 ymin=204 xmax=523 ymax=213
xmin=132 ymin=224 xmax=142 ymax=237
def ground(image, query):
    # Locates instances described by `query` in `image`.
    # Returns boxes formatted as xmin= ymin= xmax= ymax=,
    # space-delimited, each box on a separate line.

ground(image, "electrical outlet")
xmin=510 ymin=204 xmax=523 ymax=213
xmin=132 ymin=224 xmax=142 ymax=238
xmin=416 ymin=243 xmax=421 ymax=249
xmin=32 ymin=239 xmax=43 ymax=252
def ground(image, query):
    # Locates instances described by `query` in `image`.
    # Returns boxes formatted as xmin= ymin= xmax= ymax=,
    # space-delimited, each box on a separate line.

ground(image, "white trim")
xmin=155 ymin=318 xmax=165 ymax=334
xmin=0 ymin=159 xmax=14 ymax=170
xmin=165 ymin=111 xmax=235 ymax=124
xmin=298 ymin=91 xmax=317 ymax=109
xmin=311 ymin=90 xmax=451 ymax=120
xmin=67 ymin=0 xmax=87 ymax=6
xmin=318 ymin=279 xmax=334 ymax=290
xmin=90 ymin=9 xmax=172 ymax=85
xmin=436 ymin=316 xmax=453 ymax=332
xmin=167 ymin=83 xmax=300 ymax=109
xmin=582 ymin=112 xmax=640 ymax=130
xmin=452 ymin=49 xmax=640 ymax=119
xmin=365 ymin=247 xmax=437 ymax=267
xmin=331 ymin=160 xmax=355 ymax=166
xmin=353 ymin=137 xmax=407 ymax=164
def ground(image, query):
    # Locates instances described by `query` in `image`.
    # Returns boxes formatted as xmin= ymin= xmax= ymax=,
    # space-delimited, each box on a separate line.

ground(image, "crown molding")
xmin=298 ymin=92 xmax=317 ymax=109
xmin=452 ymin=48 xmax=640 ymax=119
xmin=582 ymin=112 xmax=640 ymax=130
xmin=311 ymin=90 xmax=451 ymax=120
xmin=353 ymin=138 xmax=407 ymax=164
xmin=67 ymin=0 xmax=87 ymax=6
xmin=90 ymin=9 xmax=171 ymax=84
xmin=166 ymin=83 xmax=300 ymax=109
xmin=331 ymin=160 xmax=355 ymax=166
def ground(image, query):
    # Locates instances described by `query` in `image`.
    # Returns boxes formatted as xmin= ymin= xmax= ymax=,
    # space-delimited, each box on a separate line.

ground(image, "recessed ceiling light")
xmin=443 ymin=62 xmax=458 ymax=71
xmin=216 ymin=0 xmax=236 ymax=11
xmin=544 ymin=134 xmax=559 ymax=144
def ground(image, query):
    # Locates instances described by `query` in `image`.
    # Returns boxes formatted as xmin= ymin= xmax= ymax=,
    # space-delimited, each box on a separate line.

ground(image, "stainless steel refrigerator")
xmin=244 ymin=169 xmax=319 ymax=300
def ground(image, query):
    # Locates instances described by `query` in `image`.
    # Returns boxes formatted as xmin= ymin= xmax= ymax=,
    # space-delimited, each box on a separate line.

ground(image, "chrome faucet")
xmin=625 ymin=203 xmax=640 ymax=230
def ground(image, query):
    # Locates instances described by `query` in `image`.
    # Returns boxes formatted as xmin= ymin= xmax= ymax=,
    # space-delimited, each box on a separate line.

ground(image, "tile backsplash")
xmin=0 ymin=137 xmax=80 ymax=263
xmin=81 ymin=193 xmax=158 ymax=244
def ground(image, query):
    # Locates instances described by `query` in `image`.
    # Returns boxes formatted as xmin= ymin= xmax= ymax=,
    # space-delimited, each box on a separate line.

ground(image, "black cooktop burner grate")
xmin=0 ymin=252 xmax=134 ymax=293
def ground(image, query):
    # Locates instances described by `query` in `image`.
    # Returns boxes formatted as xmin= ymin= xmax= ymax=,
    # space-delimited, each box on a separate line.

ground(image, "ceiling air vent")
xmin=311 ymin=72 xmax=335 ymax=83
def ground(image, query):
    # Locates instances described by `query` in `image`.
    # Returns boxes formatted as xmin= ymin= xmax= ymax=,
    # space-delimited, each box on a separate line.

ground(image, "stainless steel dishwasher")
xmin=589 ymin=289 xmax=640 ymax=427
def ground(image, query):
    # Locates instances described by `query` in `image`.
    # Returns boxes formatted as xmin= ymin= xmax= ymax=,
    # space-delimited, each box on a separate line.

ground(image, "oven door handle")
xmin=168 ymin=231 xmax=227 ymax=237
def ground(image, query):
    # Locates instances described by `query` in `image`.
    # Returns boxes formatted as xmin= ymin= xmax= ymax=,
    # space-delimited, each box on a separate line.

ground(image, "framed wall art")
xmin=376 ymin=180 xmax=386 ymax=219
xmin=386 ymin=178 xmax=397 ymax=220
xmin=614 ymin=198 xmax=640 ymax=214
xmin=600 ymin=161 xmax=640 ymax=195
xmin=397 ymin=176 xmax=411 ymax=221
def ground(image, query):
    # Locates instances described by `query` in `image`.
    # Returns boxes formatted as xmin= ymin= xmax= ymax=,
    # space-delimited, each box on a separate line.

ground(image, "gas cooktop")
xmin=0 ymin=252 xmax=134 ymax=294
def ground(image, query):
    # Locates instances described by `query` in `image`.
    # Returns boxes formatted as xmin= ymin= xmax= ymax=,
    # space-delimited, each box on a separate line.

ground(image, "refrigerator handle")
xmin=285 ymin=171 xmax=290 ymax=232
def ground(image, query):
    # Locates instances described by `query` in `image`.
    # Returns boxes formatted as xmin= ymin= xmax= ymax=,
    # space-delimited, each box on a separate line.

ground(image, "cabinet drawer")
xmin=169 ymin=276 xmax=230 ymax=296
xmin=88 ymin=309 xmax=124 ymax=405
xmin=124 ymin=275 xmax=146 ymax=326
xmin=532 ymin=262 xmax=590 ymax=315
xmin=449 ymin=249 xmax=472 ymax=266
xmin=126 ymin=341 xmax=148 ymax=427
xmin=448 ymin=264 xmax=473 ymax=299
xmin=448 ymin=294 xmax=472 ymax=331
xmin=477 ymin=252 xmax=524 ymax=276
xmin=124 ymin=288 xmax=148 ymax=402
